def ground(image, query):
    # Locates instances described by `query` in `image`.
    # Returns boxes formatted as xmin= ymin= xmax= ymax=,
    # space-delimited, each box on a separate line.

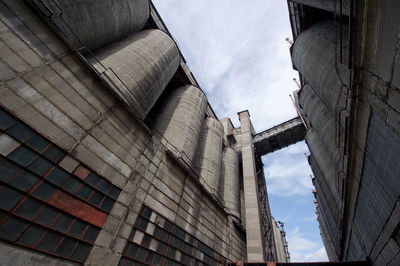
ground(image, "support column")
xmin=238 ymin=110 xmax=265 ymax=262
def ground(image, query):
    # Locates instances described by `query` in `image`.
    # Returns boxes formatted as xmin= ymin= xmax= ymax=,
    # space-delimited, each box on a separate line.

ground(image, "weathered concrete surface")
xmin=292 ymin=20 xmax=350 ymax=115
xmin=253 ymin=116 xmax=306 ymax=156
xmin=272 ymin=219 xmax=287 ymax=263
xmin=91 ymin=29 xmax=180 ymax=117
xmin=0 ymin=1 xmax=248 ymax=264
xmin=30 ymin=0 xmax=150 ymax=52
xmin=238 ymin=110 xmax=264 ymax=262
xmin=194 ymin=117 xmax=224 ymax=196
xmin=153 ymin=85 xmax=207 ymax=161
xmin=298 ymin=84 xmax=341 ymax=162
xmin=221 ymin=147 xmax=241 ymax=218
xmin=291 ymin=0 xmax=350 ymax=16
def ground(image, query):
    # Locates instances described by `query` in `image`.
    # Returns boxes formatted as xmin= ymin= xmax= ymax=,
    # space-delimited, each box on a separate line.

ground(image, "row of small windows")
xmin=119 ymin=206 xmax=227 ymax=266
xmin=0 ymin=107 xmax=121 ymax=263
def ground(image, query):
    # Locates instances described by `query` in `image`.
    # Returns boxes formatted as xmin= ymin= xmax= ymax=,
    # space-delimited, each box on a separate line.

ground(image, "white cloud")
xmin=287 ymin=227 xmax=329 ymax=262
xmin=264 ymin=142 xmax=313 ymax=197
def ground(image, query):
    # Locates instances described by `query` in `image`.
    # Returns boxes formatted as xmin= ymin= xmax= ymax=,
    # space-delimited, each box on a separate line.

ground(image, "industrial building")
xmin=288 ymin=0 xmax=400 ymax=265
xmin=0 ymin=0 xmax=291 ymax=265
xmin=1 ymin=0 xmax=399 ymax=265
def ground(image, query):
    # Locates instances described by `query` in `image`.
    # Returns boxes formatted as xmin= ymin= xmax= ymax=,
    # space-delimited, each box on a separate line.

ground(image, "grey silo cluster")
xmin=43 ymin=0 xmax=243 ymax=218
xmin=292 ymin=19 xmax=350 ymax=260
xmin=292 ymin=21 xmax=350 ymax=115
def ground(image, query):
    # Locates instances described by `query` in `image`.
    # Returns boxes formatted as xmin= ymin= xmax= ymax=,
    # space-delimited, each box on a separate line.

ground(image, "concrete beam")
xmin=253 ymin=117 xmax=306 ymax=156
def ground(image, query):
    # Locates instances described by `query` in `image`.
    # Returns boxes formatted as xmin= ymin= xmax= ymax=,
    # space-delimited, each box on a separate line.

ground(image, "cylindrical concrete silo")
xmin=305 ymin=128 xmax=340 ymax=199
xmin=153 ymin=85 xmax=207 ymax=160
xmin=40 ymin=0 xmax=150 ymax=51
xmin=91 ymin=29 xmax=180 ymax=117
xmin=194 ymin=117 xmax=224 ymax=195
xmin=290 ymin=0 xmax=349 ymax=16
xmin=299 ymin=84 xmax=340 ymax=160
xmin=292 ymin=21 xmax=350 ymax=115
xmin=272 ymin=219 xmax=286 ymax=263
xmin=221 ymin=147 xmax=241 ymax=218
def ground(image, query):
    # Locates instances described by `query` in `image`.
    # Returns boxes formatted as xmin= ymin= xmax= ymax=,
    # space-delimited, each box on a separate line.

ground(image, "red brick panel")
xmin=48 ymin=190 xmax=107 ymax=227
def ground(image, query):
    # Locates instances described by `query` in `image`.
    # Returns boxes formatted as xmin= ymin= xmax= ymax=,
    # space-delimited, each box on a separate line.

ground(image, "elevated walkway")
xmin=253 ymin=117 xmax=306 ymax=156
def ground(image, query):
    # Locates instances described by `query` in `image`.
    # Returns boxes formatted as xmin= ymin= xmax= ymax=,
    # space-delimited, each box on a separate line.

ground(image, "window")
xmin=0 ymin=108 xmax=122 ymax=263
xmin=119 ymin=206 xmax=228 ymax=266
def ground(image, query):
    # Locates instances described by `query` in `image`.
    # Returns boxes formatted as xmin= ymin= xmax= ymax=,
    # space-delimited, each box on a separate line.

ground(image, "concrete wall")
xmin=0 ymin=0 xmax=247 ymax=264
xmin=294 ymin=0 xmax=400 ymax=264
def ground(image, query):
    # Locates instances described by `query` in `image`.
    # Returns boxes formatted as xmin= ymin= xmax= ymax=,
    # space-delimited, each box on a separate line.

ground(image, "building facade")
xmin=288 ymin=0 xmax=400 ymax=265
xmin=0 ymin=0 xmax=289 ymax=265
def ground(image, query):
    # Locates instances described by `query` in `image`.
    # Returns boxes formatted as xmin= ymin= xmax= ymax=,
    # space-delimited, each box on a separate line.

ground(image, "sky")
xmin=152 ymin=0 xmax=328 ymax=262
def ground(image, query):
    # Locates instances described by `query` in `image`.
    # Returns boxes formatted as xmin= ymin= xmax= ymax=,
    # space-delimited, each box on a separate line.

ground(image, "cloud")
xmin=263 ymin=141 xmax=313 ymax=197
xmin=287 ymin=227 xmax=329 ymax=262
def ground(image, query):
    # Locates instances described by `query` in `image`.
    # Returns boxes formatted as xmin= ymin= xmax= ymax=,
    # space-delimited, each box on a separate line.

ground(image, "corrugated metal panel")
xmin=353 ymin=113 xmax=400 ymax=254
xmin=347 ymin=231 xmax=365 ymax=261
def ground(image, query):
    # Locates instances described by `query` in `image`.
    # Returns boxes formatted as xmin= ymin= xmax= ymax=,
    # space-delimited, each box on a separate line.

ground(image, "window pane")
xmin=0 ymin=216 xmax=27 ymax=241
xmin=137 ymin=247 xmax=146 ymax=261
xmin=34 ymin=206 xmax=59 ymax=226
xmin=71 ymin=242 xmax=91 ymax=262
xmin=0 ymin=110 xmax=16 ymax=130
xmin=10 ymin=170 xmax=39 ymax=192
xmin=32 ymin=182 xmax=57 ymax=201
xmin=14 ymin=198 xmax=42 ymax=219
xmin=88 ymin=191 xmax=103 ymax=206
xmin=142 ymin=206 xmax=152 ymax=219
xmin=52 ymin=213 xmax=74 ymax=233
xmin=145 ymin=250 xmax=155 ymax=264
xmin=18 ymin=224 xmax=46 ymax=246
xmin=62 ymin=177 xmax=81 ymax=193
xmin=68 ymin=219 xmax=87 ymax=238
xmin=8 ymin=146 xmax=37 ymax=167
xmin=0 ymin=159 xmax=21 ymax=183
xmin=7 ymin=123 xmax=34 ymax=142
xmin=27 ymin=157 xmax=53 ymax=176
xmin=167 ymin=247 xmax=176 ymax=258
xmin=42 ymin=145 xmax=65 ymax=163
xmin=76 ymin=184 xmax=93 ymax=200
xmin=37 ymin=230 xmax=62 ymax=252
xmin=55 ymin=237 xmax=77 ymax=257
xmin=108 ymin=186 xmax=121 ymax=200
xmin=46 ymin=167 xmax=69 ymax=186
xmin=127 ymin=243 xmax=138 ymax=258
xmin=86 ymin=173 xmax=100 ymax=187
xmin=142 ymin=234 xmax=151 ymax=247
xmin=25 ymin=134 xmax=50 ymax=153
xmin=97 ymin=179 xmax=112 ymax=194
xmin=0 ymin=186 xmax=24 ymax=211
xmin=153 ymin=254 xmax=163 ymax=266
xmin=100 ymin=197 xmax=114 ymax=213
xmin=82 ymin=225 xmax=100 ymax=243
xmin=136 ymin=217 xmax=148 ymax=231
